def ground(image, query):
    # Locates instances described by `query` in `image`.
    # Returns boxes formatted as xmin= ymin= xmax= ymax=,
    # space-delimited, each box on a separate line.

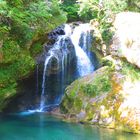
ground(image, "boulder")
xmin=111 ymin=12 xmax=140 ymax=68
xmin=60 ymin=64 xmax=140 ymax=134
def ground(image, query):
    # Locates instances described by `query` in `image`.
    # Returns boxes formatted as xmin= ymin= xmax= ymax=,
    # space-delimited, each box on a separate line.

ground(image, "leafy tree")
xmin=127 ymin=0 xmax=140 ymax=11
xmin=60 ymin=0 xmax=80 ymax=22
xmin=76 ymin=0 xmax=140 ymax=45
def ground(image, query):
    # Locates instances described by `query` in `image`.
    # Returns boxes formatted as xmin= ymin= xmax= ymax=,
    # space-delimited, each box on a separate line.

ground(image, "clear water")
xmin=0 ymin=113 xmax=140 ymax=140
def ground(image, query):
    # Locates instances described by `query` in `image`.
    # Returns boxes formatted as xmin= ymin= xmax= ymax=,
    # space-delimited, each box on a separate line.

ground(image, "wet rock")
xmin=44 ymin=44 xmax=53 ymax=52
xmin=48 ymin=25 xmax=65 ymax=44
xmin=37 ymin=33 xmax=75 ymax=74
xmin=76 ymin=111 xmax=86 ymax=120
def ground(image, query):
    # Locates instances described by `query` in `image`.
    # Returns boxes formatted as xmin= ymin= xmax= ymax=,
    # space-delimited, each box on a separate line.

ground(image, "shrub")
xmin=60 ymin=0 xmax=80 ymax=22
xmin=82 ymin=74 xmax=112 ymax=97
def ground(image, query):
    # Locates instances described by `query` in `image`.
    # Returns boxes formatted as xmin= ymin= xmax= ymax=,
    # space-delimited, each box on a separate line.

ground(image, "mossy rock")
xmin=60 ymin=62 xmax=140 ymax=134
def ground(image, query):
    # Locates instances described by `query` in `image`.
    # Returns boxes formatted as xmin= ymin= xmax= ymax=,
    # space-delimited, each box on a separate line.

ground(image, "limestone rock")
xmin=111 ymin=12 xmax=140 ymax=68
xmin=60 ymin=66 xmax=140 ymax=133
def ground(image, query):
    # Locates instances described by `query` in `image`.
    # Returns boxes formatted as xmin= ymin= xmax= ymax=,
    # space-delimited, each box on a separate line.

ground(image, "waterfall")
xmin=38 ymin=23 xmax=94 ymax=111
xmin=70 ymin=24 xmax=94 ymax=76
xmin=39 ymin=54 xmax=53 ymax=111
xmin=28 ymin=23 xmax=96 ymax=112
xmin=38 ymin=25 xmax=72 ymax=111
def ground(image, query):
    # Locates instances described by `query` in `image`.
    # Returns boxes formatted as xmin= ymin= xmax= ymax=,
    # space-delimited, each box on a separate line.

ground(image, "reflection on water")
xmin=0 ymin=113 xmax=140 ymax=140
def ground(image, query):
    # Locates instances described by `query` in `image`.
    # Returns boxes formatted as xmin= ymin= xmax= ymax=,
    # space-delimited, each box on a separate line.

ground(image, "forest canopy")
xmin=61 ymin=0 xmax=140 ymax=21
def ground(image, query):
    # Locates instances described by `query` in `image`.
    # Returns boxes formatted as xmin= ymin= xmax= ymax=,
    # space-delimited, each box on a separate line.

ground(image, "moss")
xmin=60 ymin=95 xmax=74 ymax=114
xmin=61 ymin=66 xmax=113 ymax=118
xmin=60 ymin=58 xmax=140 ymax=134
xmin=101 ymin=56 xmax=116 ymax=69
xmin=121 ymin=60 xmax=140 ymax=81
xmin=85 ymin=103 xmax=95 ymax=121
xmin=60 ymin=65 xmax=139 ymax=133
xmin=30 ymin=42 xmax=43 ymax=57
xmin=0 ymin=83 xmax=17 ymax=111
xmin=91 ymin=45 xmax=103 ymax=62
xmin=81 ymin=68 xmax=112 ymax=97
xmin=73 ymin=98 xmax=82 ymax=113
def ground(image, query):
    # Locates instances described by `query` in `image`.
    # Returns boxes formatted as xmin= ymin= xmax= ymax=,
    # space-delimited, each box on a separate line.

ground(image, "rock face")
xmin=36 ymin=25 xmax=75 ymax=74
xmin=48 ymin=25 xmax=65 ymax=44
xmin=60 ymin=65 xmax=140 ymax=133
xmin=111 ymin=12 xmax=140 ymax=68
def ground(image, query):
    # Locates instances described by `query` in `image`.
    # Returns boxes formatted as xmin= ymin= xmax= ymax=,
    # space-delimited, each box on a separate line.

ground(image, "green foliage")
xmin=77 ymin=0 xmax=131 ymax=20
xmin=100 ymin=23 xmax=114 ymax=45
xmin=2 ymin=40 xmax=21 ymax=63
xmin=121 ymin=61 xmax=140 ymax=81
xmin=0 ymin=53 xmax=35 ymax=86
xmin=77 ymin=0 xmax=140 ymax=44
xmin=30 ymin=42 xmax=42 ymax=57
xmin=60 ymin=0 xmax=79 ymax=22
xmin=82 ymin=74 xmax=112 ymax=97
xmin=76 ymin=0 xmax=140 ymax=45
xmin=82 ymin=84 xmax=97 ymax=96
xmin=127 ymin=0 xmax=140 ymax=12
xmin=0 ymin=0 xmax=67 ymax=109
xmin=0 ymin=0 xmax=67 ymax=46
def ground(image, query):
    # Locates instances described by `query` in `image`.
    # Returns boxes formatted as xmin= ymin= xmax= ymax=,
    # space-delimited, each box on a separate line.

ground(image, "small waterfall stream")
xmin=38 ymin=25 xmax=73 ymax=111
xmin=39 ymin=54 xmax=53 ymax=111
xmin=70 ymin=23 xmax=94 ymax=76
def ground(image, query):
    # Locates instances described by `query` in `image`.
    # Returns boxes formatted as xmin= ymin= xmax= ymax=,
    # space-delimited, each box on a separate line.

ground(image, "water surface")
xmin=0 ymin=113 xmax=140 ymax=140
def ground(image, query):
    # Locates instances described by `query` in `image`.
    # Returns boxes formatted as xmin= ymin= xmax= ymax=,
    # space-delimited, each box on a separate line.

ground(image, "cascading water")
xmin=38 ymin=25 xmax=73 ymax=112
xmin=37 ymin=23 xmax=95 ymax=112
xmin=70 ymin=23 xmax=94 ymax=76
xmin=39 ymin=54 xmax=53 ymax=111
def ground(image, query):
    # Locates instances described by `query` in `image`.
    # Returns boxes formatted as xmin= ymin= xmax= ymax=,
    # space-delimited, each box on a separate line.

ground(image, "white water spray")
xmin=39 ymin=54 xmax=53 ymax=111
xmin=70 ymin=23 xmax=94 ymax=76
